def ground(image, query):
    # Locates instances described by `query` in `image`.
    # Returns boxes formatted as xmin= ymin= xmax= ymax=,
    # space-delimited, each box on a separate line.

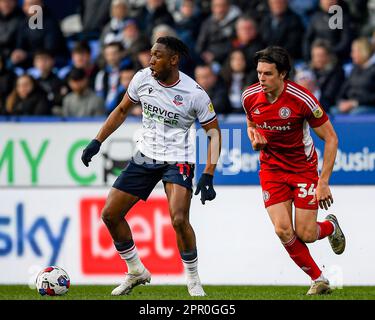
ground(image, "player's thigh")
xmin=164 ymin=182 xmax=192 ymax=223
xmin=266 ymin=200 xmax=294 ymax=235
xmin=294 ymin=207 xmax=318 ymax=243
xmin=290 ymin=170 xmax=319 ymax=211
xmin=113 ymin=152 xmax=164 ymax=201
xmin=102 ymin=187 xmax=140 ymax=221
xmin=259 ymin=169 xmax=293 ymax=209
xmin=163 ymin=162 xmax=194 ymax=219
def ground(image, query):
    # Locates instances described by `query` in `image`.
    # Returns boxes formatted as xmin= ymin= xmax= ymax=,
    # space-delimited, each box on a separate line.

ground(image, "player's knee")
xmin=274 ymin=226 xmax=294 ymax=242
xmin=171 ymin=213 xmax=188 ymax=231
xmin=296 ymin=229 xmax=317 ymax=243
xmin=101 ymin=207 xmax=120 ymax=226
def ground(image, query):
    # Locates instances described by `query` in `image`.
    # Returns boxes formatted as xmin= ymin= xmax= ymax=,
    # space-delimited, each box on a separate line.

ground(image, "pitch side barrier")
xmin=195 ymin=114 xmax=375 ymax=185
xmin=1 ymin=114 xmax=374 ymax=186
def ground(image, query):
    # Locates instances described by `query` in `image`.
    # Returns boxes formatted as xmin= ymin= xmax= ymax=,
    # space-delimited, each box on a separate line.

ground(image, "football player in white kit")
xmin=81 ymin=37 xmax=221 ymax=296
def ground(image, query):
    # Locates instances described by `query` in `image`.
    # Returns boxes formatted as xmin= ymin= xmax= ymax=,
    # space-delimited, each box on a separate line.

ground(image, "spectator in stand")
xmin=334 ymin=37 xmax=375 ymax=114
xmin=231 ymin=15 xmax=264 ymax=81
xmin=194 ymin=64 xmax=232 ymax=114
xmin=196 ymin=0 xmax=241 ymax=65
xmin=63 ymin=68 xmax=105 ymax=117
xmin=0 ymin=0 xmax=24 ymax=59
xmin=231 ymin=0 xmax=268 ymax=17
xmin=294 ymin=68 xmax=321 ymax=100
xmin=259 ymin=0 xmax=305 ymax=60
xmin=361 ymin=0 xmax=375 ymax=36
xmin=0 ymin=53 xmax=16 ymax=115
xmin=221 ymin=49 xmax=256 ymax=113
xmin=58 ymin=41 xmax=99 ymax=90
xmin=174 ymin=0 xmax=202 ymax=52
xmin=100 ymin=0 xmax=132 ymax=46
xmin=10 ymin=0 xmax=69 ymax=69
xmin=130 ymin=41 xmax=152 ymax=70
xmin=309 ymin=39 xmax=345 ymax=111
xmin=79 ymin=0 xmax=112 ymax=39
xmin=151 ymin=24 xmax=177 ymax=44
xmin=288 ymin=0 xmax=319 ymax=27
xmin=136 ymin=0 xmax=175 ymax=36
xmin=303 ymin=0 xmax=353 ymax=62
xmin=95 ymin=42 xmax=129 ymax=112
xmin=112 ymin=65 xmax=142 ymax=116
xmin=6 ymin=74 xmax=50 ymax=115
xmin=343 ymin=0 xmax=368 ymax=35
xmin=120 ymin=19 xmax=150 ymax=56
xmin=28 ymin=50 xmax=64 ymax=109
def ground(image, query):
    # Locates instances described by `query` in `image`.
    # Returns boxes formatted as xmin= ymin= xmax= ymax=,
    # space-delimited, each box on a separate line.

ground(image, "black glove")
xmin=194 ymin=173 xmax=216 ymax=205
xmin=81 ymin=139 xmax=101 ymax=167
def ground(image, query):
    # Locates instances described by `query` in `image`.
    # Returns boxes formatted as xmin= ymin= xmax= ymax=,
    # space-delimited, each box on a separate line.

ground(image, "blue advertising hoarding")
xmin=196 ymin=115 xmax=375 ymax=185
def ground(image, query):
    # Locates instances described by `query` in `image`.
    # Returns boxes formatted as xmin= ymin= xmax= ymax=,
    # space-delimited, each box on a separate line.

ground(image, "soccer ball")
xmin=35 ymin=266 xmax=70 ymax=296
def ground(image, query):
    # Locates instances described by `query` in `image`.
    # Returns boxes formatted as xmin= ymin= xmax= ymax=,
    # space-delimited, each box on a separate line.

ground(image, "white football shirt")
xmin=126 ymin=67 xmax=217 ymax=163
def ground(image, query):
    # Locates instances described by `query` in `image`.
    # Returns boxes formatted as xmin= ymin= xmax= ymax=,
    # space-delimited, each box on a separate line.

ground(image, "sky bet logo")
xmin=80 ymin=197 xmax=183 ymax=275
xmin=0 ymin=203 xmax=70 ymax=265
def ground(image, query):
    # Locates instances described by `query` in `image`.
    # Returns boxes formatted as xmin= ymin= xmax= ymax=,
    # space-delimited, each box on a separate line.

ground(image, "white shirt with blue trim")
xmin=126 ymin=67 xmax=217 ymax=163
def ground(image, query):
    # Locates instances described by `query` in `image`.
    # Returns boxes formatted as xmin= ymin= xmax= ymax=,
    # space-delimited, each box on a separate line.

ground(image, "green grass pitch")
xmin=1 ymin=285 xmax=375 ymax=300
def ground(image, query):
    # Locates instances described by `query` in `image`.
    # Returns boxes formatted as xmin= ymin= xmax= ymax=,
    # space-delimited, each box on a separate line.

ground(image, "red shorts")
xmin=259 ymin=169 xmax=319 ymax=210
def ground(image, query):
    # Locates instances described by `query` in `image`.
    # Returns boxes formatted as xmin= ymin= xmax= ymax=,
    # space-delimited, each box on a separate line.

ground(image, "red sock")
xmin=283 ymin=235 xmax=322 ymax=280
xmin=317 ymin=221 xmax=334 ymax=240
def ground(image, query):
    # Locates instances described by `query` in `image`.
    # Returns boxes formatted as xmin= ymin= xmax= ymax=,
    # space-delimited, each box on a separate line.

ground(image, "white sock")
xmin=182 ymin=257 xmax=200 ymax=282
xmin=117 ymin=244 xmax=145 ymax=275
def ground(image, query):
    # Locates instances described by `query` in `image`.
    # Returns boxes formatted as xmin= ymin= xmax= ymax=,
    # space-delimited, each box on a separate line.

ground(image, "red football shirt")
xmin=242 ymin=80 xmax=329 ymax=173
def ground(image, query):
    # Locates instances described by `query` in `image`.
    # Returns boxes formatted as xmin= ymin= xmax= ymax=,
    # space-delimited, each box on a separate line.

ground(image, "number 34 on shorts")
xmin=259 ymin=170 xmax=319 ymax=209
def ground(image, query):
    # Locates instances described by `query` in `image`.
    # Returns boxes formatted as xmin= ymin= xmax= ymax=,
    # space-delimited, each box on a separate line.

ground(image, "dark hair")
xmin=67 ymin=67 xmax=87 ymax=81
xmin=104 ymin=41 xmax=124 ymax=51
xmin=155 ymin=36 xmax=189 ymax=59
xmin=254 ymin=46 xmax=292 ymax=78
xmin=311 ymin=39 xmax=333 ymax=55
xmin=33 ymin=49 xmax=54 ymax=59
xmin=72 ymin=41 xmax=91 ymax=54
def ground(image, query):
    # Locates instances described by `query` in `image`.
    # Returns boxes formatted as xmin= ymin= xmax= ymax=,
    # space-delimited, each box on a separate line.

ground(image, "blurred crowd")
xmin=1 ymin=0 xmax=375 ymax=118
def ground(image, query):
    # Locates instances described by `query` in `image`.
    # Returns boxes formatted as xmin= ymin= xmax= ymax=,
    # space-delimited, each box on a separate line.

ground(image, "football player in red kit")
xmin=242 ymin=47 xmax=346 ymax=295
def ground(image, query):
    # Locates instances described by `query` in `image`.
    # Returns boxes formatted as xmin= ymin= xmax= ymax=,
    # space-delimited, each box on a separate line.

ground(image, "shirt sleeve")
xmin=241 ymin=90 xmax=253 ymax=122
xmin=302 ymin=91 xmax=329 ymax=128
xmin=194 ymin=90 xmax=217 ymax=126
xmin=126 ymin=69 xmax=144 ymax=103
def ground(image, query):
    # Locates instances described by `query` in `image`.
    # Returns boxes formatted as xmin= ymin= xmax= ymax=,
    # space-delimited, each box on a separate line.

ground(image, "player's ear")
xmin=280 ymin=71 xmax=287 ymax=80
xmin=170 ymin=54 xmax=179 ymax=67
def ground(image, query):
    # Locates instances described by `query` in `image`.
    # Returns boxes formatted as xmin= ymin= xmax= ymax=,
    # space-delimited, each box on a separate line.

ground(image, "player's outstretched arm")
xmin=81 ymin=93 xmax=135 ymax=167
xmin=312 ymin=120 xmax=339 ymax=210
xmin=194 ymin=118 xmax=221 ymax=205
xmin=246 ymin=118 xmax=267 ymax=151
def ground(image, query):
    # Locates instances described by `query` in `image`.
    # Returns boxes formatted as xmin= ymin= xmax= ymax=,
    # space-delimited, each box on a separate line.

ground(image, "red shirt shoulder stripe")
xmin=285 ymin=81 xmax=320 ymax=113
xmin=241 ymin=83 xmax=262 ymax=108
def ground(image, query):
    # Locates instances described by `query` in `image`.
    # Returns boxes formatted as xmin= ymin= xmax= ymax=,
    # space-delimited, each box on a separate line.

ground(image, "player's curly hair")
xmin=254 ymin=46 xmax=292 ymax=79
xmin=156 ymin=36 xmax=190 ymax=59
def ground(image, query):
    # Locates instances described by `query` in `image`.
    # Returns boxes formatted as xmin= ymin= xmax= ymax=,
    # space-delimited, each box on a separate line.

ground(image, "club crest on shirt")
xmin=173 ymin=95 xmax=184 ymax=106
xmin=312 ymin=105 xmax=323 ymax=118
xmin=263 ymin=190 xmax=270 ymax=202
xmin=208 ymin=102 xmax=214 ymax=113
xmin=279 ymin=107 xmax=291 ymax=119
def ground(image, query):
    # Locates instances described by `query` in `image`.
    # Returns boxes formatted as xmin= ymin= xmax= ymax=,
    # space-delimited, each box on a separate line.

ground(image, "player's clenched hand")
xmin=194 ymin=173 xmax=216 ymax=205
xmin=316 ymin=179 xmax=333 ymax=210
xmin=252 ymin=130 xmax=267 ymax=151
xmin=81 ymin=139 xmax=101 ymax=167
